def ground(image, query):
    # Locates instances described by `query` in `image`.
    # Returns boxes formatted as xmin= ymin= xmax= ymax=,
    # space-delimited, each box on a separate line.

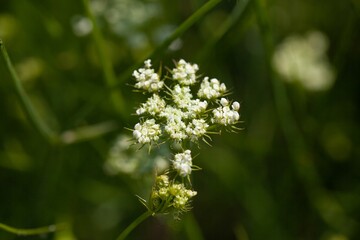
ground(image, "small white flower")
xmin=159 ymin=105 xmax=186 ymax=122
xmin=172 ymin=85 xmax=193 ymax=108
xmin=232 ymin=101 xmax=240 ymax=111
xmin=172 ymin=59 xmax=199 ymax=85
xmin=133 ymin=59 xmax=164 ymax=92
xmin=133 ymin=119 xmax=161 ymax=144
xmin=144 ymin=59 xmax=152 ymax=68
xmin=173 ymin=150 xmax=193 ymax=177
xmin=185 ymin=189 xmax=197 ymax=197
xmin=136 ymin=94 xmax=166 ymax=116
xmin=136 ymin=108 xmax=146 ymax=115
xmin=165 ymin=119 xmax=187 ymax=141
xmin=184 ymin=99 xmax=208 ymax=118
xmin=220 ymin=98 xmax=229 ymax=106
xmin=211 ymin=99 xmax=240 ymax=126
xmin=186 ymin=119 xmax=208 ymax=141
xmin=197 ymin=77 xmax=227 ymax=100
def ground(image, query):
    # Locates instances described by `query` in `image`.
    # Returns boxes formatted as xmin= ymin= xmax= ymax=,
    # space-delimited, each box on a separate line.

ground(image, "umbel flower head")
xmin=132 ymin=59 xmax=241 ymax=218
xmin=138 ymin=174 xmax=197 ymax=217
xmin=132 ymin=59 xmax=241 ymax=147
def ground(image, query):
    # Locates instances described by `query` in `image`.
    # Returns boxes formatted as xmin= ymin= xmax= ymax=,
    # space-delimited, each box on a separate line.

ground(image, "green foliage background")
xmin=0 ymin=0 xmax=359 ymax=239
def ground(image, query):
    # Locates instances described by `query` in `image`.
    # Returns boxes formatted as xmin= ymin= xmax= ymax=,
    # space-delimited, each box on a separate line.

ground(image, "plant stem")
xmin=116 ymin=211 xmax=152 ymax=240
xmin=149 ymin=0 xmax=222 ymax=60
xmin=0 ymin=39 xmax=59 ymax=144
xmin=118 ymin=0 xmax=223 ymax=85
xmin=197 ymin=0 xmax=251 ymax=60
xmin=82 ymin=0 xmax=125 ymax=115
xmin=253 ymin=0 xmax=357 ymax=235
xmin=0 ymin=222 xmax=65 ymax=236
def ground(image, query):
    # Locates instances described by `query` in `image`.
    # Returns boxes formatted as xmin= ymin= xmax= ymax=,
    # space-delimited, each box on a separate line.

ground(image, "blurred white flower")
xmin=91 ymin=0 xmax=161 ymax=37
xmin=71 ymin=15 xmax=92 ymax=37
xmin=104 ymin=134 xmax=169 ymax=176
xmin=272 ymin=31 xmax=335 ymax=91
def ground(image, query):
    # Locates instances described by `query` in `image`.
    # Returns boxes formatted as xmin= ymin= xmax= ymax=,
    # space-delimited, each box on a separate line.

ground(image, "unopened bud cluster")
xmin=132 ymin=59 xmax=241 ymax=217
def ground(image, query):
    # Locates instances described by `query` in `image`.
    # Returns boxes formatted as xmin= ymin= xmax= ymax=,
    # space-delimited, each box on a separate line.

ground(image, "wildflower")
xmin=272 ymin=31 xmax=335 ymax=91
xmin=186 ymin=119 xmax=208 ymax=142
xmin=130 ymin=59 xmax=241 ymax=219
xmin=133 ymin=119 xmax=161 ymax=144
xmin=211 ymin=98 xmax=240 ymax=126
xmin=172 ymin=150 xmax=193 ymax=177
xmin=136 ymin=94 xmax=166 ymax=116
xmin=171 ymin=183 xmax=197 ymax=209
xmin=183 ymin=99 xmax=208 ymax=119
xmin=172 ymin=59 xmax=199 ymax=85
xmin=164 ymin=118 xmax=188 ymax=141
xmin=133 ymin=59 xmax=164 ymax=92
xmin=160 ymin=105 xmax=186 ymax=122
xmin=197 ymin=77 xmax=227 ymax=100
xmin=172 ymin=85 xmax=193 ymax=108
xmin=148 ymin=174 xmax=197 ymax=214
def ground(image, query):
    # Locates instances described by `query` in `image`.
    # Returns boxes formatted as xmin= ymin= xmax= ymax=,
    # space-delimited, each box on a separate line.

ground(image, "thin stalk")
xmin=0 ymin=39 xmax=59 ymax=144
xmin=197 ymin=0 xmax=250 ymax=60
xmin=253 ymin=0 xmax=357 ymax=235
xmin=117 ymin=0 xmax=223 ymax=85
xmin=116 ymin=211 xmax=152 ymax=240
xmin=82 ymin=0 xmax=125 ymax=115
xmin=149 ymin=0 xmax=222 ymax=60
xmin=60 ymin=121 xmax=118 ymax=144
xmin=0 ymin=222 xmax=66 ymax=236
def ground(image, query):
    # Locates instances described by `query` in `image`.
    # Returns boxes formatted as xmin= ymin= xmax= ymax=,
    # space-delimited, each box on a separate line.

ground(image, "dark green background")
xmin=1 ymin=0 xmax=359 ymax=239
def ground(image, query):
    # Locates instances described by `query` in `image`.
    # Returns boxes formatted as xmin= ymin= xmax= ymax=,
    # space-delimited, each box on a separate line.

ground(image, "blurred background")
xmin=0 ymin=0 xmax=359 ymax=239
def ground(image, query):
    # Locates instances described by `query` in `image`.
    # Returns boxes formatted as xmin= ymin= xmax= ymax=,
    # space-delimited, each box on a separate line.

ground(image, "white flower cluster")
xmin=172 ymin=150 xmax=193 ymax=177
xmin=197 ymin=77 xmax=227 ymax=99
xmin=133 ymin=119 xmax=161 ymax=144
xmin=136 ymin=94 xmax=166 ymax=116
xmin=172 ymin=59 xmax=199 ymax=85
xmin=212 ymin=98 xmax=240 ymax=126
xmin=131 ymin=59 xmax=241 ymax=217
xmin=133 ymin=60 xmax=164 ymax=92
xmin=272 ymin=31 xmax=335 ymax=91
xmin=133 ymin=59 xmax=240 ymax=146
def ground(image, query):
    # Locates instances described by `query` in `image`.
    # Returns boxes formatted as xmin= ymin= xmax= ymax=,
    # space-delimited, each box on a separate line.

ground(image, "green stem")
xmin=0 ymin=222 xmax=65 ymax=236
xmin=82 ymin=0 xmax=125 ymax=115
xmin=118 ymin=0 xmax=223 ymax=85
xmin=116 ymin=211 xmax=152 ymax=240
xmin=60 ymin=121 xmax=118 ymax=144
xmin=197 ymin=0 xmax=250 ymax=60
xmin=0 ymin=39 xmax=59 ymax=144
xmin=253 ymin=0 xmax=357 ymax=235
xmin=149 ymin=0 xmax=222 ymax=60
